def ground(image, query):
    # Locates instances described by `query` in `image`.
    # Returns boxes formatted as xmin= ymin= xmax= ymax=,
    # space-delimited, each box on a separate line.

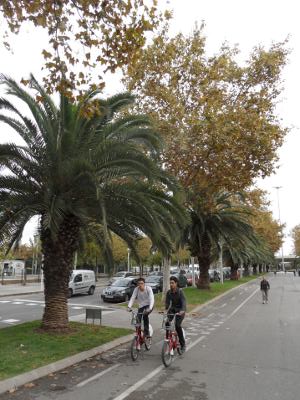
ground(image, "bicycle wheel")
xmin=177 ymin=344 xmax=183 ymax=355
xmin=161 ymin=341 xmax=173 ymax=367
xmin=130 ymin=337 xmax=139 ymax=361
xmin=144 ymin=335 xmax=152 ymax=351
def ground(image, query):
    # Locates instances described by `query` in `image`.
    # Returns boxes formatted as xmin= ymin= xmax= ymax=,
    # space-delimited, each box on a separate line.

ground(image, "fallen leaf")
xmin=24 ymin=382 xmax=36 ymax=388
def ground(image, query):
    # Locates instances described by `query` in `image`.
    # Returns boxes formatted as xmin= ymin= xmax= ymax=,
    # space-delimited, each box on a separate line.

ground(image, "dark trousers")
xmin=137 ymin=305 xmax=152 ymax=336
xmin=167 ymin=313 xmax=185 ymax=347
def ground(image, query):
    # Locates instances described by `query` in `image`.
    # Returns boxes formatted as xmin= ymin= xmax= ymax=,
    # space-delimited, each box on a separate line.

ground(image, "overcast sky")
xmin=0 ymin=0 xmax=298 ymax=255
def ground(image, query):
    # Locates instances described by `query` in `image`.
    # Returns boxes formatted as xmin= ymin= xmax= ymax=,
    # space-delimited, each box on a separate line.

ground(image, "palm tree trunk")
xmin=230 ymin=264 xmax=239 ymax=280
xmin=40 ymin=215 xmax=80 ymax=332
xmin=196 ymin=233 xmax=211 ymax=290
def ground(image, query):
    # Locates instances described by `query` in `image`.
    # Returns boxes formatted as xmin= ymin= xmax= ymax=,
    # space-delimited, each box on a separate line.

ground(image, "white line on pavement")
xmin=14 ymin=299 xmax=115 ymax=310
xmin=76 ymin=363 xmax=121 ymax=388
xmin=111 ymin=365 xmax=164 ymax=400
xmin=228 ymin=287 xmax=259 ymax=319
xmin=111 ymin=335 xmax=205 ymax=400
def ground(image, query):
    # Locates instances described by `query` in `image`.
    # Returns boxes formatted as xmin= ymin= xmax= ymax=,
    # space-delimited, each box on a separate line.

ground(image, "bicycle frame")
xmin=131 ymin=311 xmax=145 ymax=345
xmin=162 ymin=313 xmax=181 ymax=354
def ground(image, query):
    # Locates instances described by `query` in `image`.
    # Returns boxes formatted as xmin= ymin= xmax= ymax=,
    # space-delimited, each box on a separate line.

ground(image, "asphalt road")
xmin=0 ymin=285 xmax=112 ymax=328
xmin=2 ymin=274 xmax=300 ymax=400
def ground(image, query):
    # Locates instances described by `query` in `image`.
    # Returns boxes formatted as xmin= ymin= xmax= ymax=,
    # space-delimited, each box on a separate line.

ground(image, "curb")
xmin=0 ymin=277 xmax=260 ymax=395
xmin=0 ymin=333 xmax=133 ymax=395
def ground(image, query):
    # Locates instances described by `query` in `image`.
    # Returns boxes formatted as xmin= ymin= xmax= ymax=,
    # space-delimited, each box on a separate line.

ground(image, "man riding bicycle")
xmin=128 ymin=277 xmax=154 ymax=337
xmin=165 ymin=276 xmax=187 ymax=351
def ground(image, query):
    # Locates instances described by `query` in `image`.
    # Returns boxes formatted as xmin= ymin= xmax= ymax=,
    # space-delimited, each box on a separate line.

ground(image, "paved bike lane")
xmin=0 ymin=278 xmax=261 ymax=400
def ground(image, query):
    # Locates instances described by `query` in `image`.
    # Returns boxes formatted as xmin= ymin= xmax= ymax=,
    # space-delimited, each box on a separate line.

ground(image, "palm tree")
xmin=0 ymin=75 xmax=185 ymax=331
xmin=183 ymin=191 xmax=257 ymax=289
xmin=220 ymin=236 xmax=273 ymax=279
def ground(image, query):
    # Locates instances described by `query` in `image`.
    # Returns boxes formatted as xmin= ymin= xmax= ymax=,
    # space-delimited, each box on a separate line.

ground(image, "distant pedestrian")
xmin=260 ymin=276 xmax=270 ymax=304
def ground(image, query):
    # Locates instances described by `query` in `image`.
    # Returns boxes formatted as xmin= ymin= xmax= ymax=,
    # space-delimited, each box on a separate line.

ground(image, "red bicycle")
xmin=161 ymin=312 xmax=185 ymax=367
xmin=129 ymin=310 xmax=152 ymax=361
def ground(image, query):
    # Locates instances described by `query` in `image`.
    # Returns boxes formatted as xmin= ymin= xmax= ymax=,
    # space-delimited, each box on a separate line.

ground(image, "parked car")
xmin=172 ymin=272 xmax=188 ymax=288
xmin=148 ymin=271 xmax=163 ymax=276
xmin=68 ymin=270 xmax=96 ymax=297
xmin=222 ymin=267 xmax=231 ymax=280
xmin=108 ymin=271 xmax=134 ymax=285
xmin=208 ymin=269 xmax=220 ymax=282
xmin=145 ymin=276 xmax=163 ymax=293
xmin=101 ymin=277 xmax=138 ymax=302
xmin=186 ymin=272 xmax=199 ymax=286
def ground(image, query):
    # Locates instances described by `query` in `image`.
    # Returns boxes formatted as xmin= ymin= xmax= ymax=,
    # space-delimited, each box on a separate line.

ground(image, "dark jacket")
xmin=260 ymin=279 xmax=270 ymax=291
xmin=165 ymin=288 xmax=186 ymax=312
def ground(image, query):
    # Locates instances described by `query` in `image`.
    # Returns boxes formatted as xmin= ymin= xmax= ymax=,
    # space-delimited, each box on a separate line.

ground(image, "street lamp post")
xmin=219 ymin=240 xmax=224 ymax=284
xmin=127 ymin=248 xmax=131 ymax=272
xmin=274 ymin=186 xmax=285 ymax=272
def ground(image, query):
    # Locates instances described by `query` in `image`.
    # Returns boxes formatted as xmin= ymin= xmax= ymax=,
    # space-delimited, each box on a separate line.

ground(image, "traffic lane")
xmin=0 ymin=289 xmax=114 ymax=328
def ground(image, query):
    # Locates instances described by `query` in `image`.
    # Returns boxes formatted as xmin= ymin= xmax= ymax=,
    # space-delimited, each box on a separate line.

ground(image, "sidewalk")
xmin=0 ymin=278 xmax=109 ymax=297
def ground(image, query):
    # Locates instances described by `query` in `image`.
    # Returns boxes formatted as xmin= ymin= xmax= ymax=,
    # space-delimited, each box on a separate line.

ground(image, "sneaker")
xmin=180 ymin=344 xmax=186 ymax=353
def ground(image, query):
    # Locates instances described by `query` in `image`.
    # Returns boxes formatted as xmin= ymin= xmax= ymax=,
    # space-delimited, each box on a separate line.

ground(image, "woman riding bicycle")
xmin=165 ymin=276 xmax=187 ymax=352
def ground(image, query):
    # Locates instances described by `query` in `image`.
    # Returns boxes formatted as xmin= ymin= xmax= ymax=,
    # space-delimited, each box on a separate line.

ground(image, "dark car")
xmin=101 ymin=277 xmax=138 ymax=302
xmin=145 ymin=276 xmax=163 ymax=293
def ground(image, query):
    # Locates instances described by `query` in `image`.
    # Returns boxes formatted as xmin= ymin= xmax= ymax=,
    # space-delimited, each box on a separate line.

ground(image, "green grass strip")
xmin=0 ymin=321 xmax=131 ymax=381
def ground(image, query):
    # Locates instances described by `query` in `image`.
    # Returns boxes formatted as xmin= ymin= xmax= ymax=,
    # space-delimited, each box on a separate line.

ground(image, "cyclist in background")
xmin=165 ymin=276 xmax=187 ymax=351
xmin=128 ymin=277 xmax=154 ymax=337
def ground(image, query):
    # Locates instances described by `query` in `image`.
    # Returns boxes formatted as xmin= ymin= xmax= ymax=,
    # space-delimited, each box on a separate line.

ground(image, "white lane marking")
xmin=111 ymin=365 xmax=164 ymax=400
xmin=76 ymin=363 xmax=121 ymax=388
xmin=26 ymin=303 xmax=38 ymax=306
xmin=72 ymin=307 xmax=83 ymax=310
xmin=207 ymin=313 xmax=215 ymax=317
xmin=230 ymin=297 xmax=236 ymax=301
xmin=111 ymin=336 xmax=205 ymax=400
xmin=15 ymin=299 xmax=44 ymax=303
xmin=228 ymin=288 xmax=259 ymax=319
xmin=0 ymin=300 xmax=11 ymax=303
xmin=220 ymin=303 xmax=227 ymax=308
xmin=12 ymin=302 xmax=24 ymax=305
xmin=16 ymin=299 xmax=114 ymax=310
xmin=1 ymin=319 xmax=19 ymax=323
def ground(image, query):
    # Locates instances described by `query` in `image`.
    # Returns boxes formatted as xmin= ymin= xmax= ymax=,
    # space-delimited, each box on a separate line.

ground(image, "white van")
xmin=68 ymin=270 xmax=96 ymax=297
xmin=188 ymin=264 xmax=200 ymax=273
